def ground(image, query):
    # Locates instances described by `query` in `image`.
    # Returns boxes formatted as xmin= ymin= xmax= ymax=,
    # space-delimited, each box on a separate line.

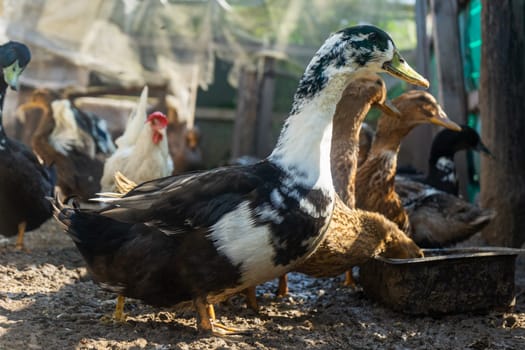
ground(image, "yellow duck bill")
xmin=3 ymin=61 xmax=25 ymax=91
xmin=429 ymin=108 xmax=462 ymax=131
xmin=383 ymin=51 xmax=430 ymax=88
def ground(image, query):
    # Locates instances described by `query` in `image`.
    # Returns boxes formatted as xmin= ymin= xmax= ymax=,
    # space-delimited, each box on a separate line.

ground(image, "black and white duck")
xmin=0 ymin=42 xmax=55 ymax=250
xmin=55 ymin=25 xmax=428 ymax=335
xmin=398 ymin=125 xmax=491 ymax=195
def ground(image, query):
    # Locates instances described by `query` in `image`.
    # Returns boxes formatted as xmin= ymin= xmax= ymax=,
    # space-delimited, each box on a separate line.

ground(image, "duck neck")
xmin=363 ymin=126 xmax=406 ymax=192
xmin=269 ymin=74 xmax=352 ymax=193
xmin=372 ymin=132 xmax=402 ymax=153
xmin=330 ymin=98 xmax=374 ymax=208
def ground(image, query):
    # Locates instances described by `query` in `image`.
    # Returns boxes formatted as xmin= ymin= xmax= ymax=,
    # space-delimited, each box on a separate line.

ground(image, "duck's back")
xmin=0 ymin=139 xmax=54 ymax=236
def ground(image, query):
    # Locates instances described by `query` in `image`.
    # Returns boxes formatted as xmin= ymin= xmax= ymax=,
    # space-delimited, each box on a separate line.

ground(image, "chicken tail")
xmin=114 ymin=171 xmax=137 ymax=194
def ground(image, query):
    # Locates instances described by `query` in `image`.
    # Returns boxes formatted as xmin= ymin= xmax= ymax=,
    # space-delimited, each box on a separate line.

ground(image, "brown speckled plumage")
xmin=296 ymin=195 xmax=422 ymax=277
xmin=395 ymin=176 xmax=495 ymax=248
xmin=355 ymin=90 xmax=457 ymax=234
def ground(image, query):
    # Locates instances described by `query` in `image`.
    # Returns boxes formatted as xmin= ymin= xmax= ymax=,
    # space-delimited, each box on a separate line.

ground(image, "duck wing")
xmin=395 ymin=175 xmax=495 ymax=247
xmin=97 ymin=161 xmax=276 ymax=232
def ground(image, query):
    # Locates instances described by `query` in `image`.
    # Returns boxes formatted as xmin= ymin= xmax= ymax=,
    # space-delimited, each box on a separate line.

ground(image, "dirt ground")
xmin=1 ymin=219 xmax=524 ymax=350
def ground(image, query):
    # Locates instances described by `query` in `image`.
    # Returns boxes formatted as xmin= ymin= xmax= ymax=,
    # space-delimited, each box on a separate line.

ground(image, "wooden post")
xmin=416 ymin=0 xmax=430 ymax=80
xmin=480 ymin=0 xmax=525 ymax=247
xmin=430 ymin=0 xmax=469 ymax=198
xmin=255 ymin=56 xmax=276 ymax=158
xmin=231 ymin=67 xmax=259 ymax=159
xmin=399 ymin=0 xmax=433 ymax=174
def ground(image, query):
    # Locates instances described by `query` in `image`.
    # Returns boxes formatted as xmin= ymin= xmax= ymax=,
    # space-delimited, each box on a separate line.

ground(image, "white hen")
xmin=100 ymin=87 xmax=174 ymax=192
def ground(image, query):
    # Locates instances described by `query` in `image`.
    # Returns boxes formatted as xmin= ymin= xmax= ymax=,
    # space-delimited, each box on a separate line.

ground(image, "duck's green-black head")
xmin=296 ymin=25 xmax=429 ymax=104
xmin=433 ymin=125 xmax=492 ymax=157
xmin=0 ymin=41 xmax=31 ymax=91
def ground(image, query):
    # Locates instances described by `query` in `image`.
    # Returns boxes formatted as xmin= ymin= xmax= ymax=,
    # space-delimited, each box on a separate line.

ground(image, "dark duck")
xmin=0 ymin=42 xmax=55 ymax=250
xmin=399 ymin=125 xmax=491 ymax=196
xmin=55 ymin=25 xmax=428 ymax=335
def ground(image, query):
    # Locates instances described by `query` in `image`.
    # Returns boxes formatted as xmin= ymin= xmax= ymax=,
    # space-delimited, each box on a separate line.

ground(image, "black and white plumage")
xmin=55 ymin=25 xmax=428 ymax=334
xmin=398 ymin=125 xmax=491 ymax=195
xmin=71 ymin=107 xmax=115 ymax=155
xmin=0 ymin=42 xmax=55 ymax=249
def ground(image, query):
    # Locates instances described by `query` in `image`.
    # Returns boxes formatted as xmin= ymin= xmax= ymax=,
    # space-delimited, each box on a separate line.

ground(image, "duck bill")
xmin=429 ymin=108 xmax=462 ymax=131
xmin=475 ymin=141 xmax=493 ymax=157
xmin=3 ymin=61 xmax=24 ymax=91
xmin=375 ymin=99 xmax=401 ymax=118
xmin=383 ymin=51 xmax=429 ymax=88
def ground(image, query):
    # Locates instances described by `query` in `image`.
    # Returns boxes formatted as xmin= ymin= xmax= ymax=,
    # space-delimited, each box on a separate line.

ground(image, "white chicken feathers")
xmin=100 ymin=86 xmax=174 ymax=192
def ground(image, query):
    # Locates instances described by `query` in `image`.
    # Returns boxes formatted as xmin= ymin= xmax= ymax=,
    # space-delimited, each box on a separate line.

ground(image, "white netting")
xmin=1 ymin=0 xmax=416 ymax=122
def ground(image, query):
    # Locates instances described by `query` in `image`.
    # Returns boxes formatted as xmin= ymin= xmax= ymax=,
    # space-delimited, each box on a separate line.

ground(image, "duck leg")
xmin=206 ymin=304 xmax=216 ymax=320
xmin=100 ymin=295 xmax=126 ymax=323
xmin=243 ymin=286 xmax=259 ymax=312
xmin=194 ymin=297 xmax=251 ymax=336
xmin=113 ymin=295 xmax=127 ymax=322
xmin=343 ymin=270 xmax=357 ymax=288
xmin=15 ymin=221 xmax=26 ymax=251
xmin=276 ymin=274 xmax=288 ymax=297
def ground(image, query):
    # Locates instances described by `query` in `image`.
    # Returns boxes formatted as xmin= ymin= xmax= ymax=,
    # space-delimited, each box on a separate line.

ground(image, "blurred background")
xmin=0 ymin=0 xmax=523 ymax=248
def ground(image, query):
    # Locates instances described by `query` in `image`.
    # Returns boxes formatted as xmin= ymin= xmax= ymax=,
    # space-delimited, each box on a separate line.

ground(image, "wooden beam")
xmin=255 ymin=56 xmax=277 ymax=158
xmin=416 ymin=0 xmax=430 ymax=79
xmin=231 ymin=67 xmax=259 ymax=158
xmin=399 ymin=0 xmax=434 ymax=174
xmin=431 ymin=0 xmax=469 ymax=198
xmin=480 ymin=0 xmax=525 ymax=247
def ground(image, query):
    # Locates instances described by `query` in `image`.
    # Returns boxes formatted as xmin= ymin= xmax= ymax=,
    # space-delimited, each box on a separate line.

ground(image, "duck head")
xmin=0 ymin=41 xmax=31 ymax=91
xmin=291 ymin=25 xmax=428 ymax=115
xmin=185 ymin=127 xmax=201 ymax=150
xmin=431 ymin=125 xmax=492 ymax=158
xmin=341 ymin=25 xmax=428 ymax=88
xmin=386 ymin=90 xmax=462 ymax=131
xmin=456 ymin=125 xmax=492 ymax=156
xmin=147 ymin=111 xmax=169 ymax=145
xmin=340 ymin=74 xmax=401 ymax=117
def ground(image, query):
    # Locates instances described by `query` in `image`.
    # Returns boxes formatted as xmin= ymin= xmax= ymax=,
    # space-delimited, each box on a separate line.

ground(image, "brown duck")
xmin=355 ymin=90 xmax=493 ymax=247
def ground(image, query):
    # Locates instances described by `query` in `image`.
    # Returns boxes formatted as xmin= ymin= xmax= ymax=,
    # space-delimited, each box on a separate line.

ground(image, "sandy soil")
xmin=1 ymin=219 xmax=524 ymax=350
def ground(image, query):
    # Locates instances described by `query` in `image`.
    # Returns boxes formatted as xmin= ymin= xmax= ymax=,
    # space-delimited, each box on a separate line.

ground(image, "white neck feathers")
xmin=269 ymin=73 xmax=354 ymax=190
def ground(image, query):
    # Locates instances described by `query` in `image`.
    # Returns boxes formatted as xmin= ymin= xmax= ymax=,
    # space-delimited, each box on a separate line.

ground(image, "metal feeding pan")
xmin=359 ymin=247 xmax=523 ymax=315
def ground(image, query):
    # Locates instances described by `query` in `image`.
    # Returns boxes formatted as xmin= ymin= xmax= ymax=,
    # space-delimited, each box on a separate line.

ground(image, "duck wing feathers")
xmin=395 ymin=175 xmax=495 ymax=247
